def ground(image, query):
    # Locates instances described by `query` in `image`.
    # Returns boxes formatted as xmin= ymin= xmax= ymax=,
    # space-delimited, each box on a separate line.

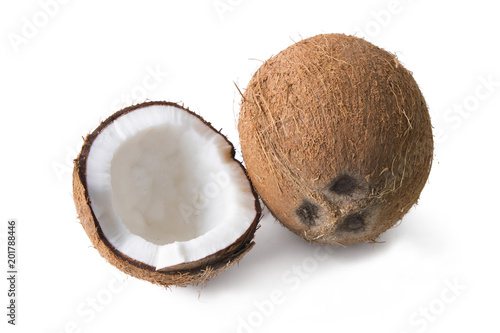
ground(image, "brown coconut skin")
xmin=238 ymin=34 xmax=433 ymax=245
xmin=73 ymin=101 xmax=261 ymax=287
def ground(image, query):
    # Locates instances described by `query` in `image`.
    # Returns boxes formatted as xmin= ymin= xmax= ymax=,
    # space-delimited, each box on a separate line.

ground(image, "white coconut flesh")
xmin=85 ymin=104 xmax=257 ymax=270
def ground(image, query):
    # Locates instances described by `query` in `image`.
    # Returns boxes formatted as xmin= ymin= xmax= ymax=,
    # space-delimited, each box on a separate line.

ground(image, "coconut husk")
xmin=238 ymin=34 xmax=433 ymax=245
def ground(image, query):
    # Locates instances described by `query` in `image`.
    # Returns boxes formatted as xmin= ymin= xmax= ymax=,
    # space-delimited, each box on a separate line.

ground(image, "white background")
xmin=1 ymin=0 xmax=499 ymax=332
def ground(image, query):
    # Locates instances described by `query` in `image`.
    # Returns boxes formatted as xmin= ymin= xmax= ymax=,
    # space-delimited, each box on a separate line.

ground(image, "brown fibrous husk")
xmin=238 ymin=34 xmax=433 ymax=245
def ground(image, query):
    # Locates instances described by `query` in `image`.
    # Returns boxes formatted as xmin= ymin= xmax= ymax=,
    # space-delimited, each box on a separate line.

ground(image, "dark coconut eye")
xmin=330 ymin=176 xmax=356 ymax=195
xmin=295 ymin=200 xmax=320 ymax=227
xmin=337 ymin=212 xmax=365 ymax=232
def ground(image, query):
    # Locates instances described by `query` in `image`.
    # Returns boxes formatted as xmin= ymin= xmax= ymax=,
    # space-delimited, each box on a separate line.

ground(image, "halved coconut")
xmin=73 ymin=101 xmax=261 ymax=286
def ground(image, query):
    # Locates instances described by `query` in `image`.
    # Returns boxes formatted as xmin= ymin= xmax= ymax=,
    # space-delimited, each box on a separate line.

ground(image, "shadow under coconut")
xmin=184 ymin=207 xmax=432 ymax=296
xmin=211 ymin=206 xmax=441 ymax=295
xmin=377 ymin=209 xmax=442 ymax=255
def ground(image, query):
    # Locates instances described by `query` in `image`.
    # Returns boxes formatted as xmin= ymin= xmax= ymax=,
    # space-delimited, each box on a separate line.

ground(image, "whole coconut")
xmin=238 ymin=34 xmax=433 ymax=245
